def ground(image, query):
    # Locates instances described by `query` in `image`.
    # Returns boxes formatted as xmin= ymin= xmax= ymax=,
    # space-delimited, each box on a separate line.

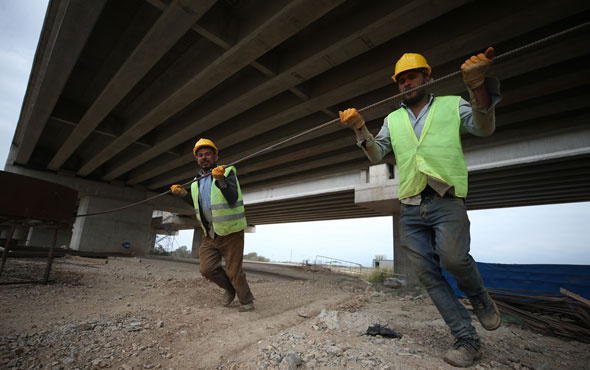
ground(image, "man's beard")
xmin=402 ymin=88 xmax=427 ymax=106
xmin=200 ymin=163 xmax=216 ymax=172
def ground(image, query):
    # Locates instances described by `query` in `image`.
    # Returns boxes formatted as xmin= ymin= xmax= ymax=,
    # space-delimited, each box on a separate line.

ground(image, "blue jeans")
xmin=399 ymin=194 xmax=484 ymax=343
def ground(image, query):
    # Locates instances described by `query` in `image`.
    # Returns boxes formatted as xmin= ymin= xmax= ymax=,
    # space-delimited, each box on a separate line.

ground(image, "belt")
xmin=420 ymin=185 xmax=438 ymax=197
xmin=421 ymin=185 xmax=456 ymax=199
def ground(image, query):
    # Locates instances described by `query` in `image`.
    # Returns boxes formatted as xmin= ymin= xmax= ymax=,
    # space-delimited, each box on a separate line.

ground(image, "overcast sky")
xmin=2 ymin=1 xmax=588 ymax=268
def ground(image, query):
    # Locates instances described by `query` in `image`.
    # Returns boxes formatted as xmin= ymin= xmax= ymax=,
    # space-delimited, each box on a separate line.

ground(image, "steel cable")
xmin=75 ymin=20 xmax=590 ymax=217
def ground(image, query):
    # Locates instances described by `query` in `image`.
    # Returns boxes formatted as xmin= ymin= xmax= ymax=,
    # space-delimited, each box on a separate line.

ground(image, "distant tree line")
xmin=243 ymin=252 xmax=270 ymax=262
xmin=151 ymin=245 xmax=191 ymax=258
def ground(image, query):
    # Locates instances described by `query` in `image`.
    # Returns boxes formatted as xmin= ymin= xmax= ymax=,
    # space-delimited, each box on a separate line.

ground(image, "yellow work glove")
xmin=461 ymin=46 xmax=494 ymax=89
xmin=338 ymin=108 xmax=365 ymax=130
xmin=212 ymin=166 xmax=225 ymax=181
xmin=170 ymin=184 xmax=187 ymax=197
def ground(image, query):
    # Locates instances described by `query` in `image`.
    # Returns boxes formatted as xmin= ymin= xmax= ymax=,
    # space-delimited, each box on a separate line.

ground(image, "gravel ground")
xmin=0 ymin=257 xmax=588 ymax=370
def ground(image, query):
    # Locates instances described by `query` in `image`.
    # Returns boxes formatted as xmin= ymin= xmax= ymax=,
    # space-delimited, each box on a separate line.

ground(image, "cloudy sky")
xmin=1 ymin=1 xmax=588 ymax=268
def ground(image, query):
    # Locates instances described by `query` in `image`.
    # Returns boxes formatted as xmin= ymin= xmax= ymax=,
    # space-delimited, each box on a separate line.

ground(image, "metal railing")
xmin=314 ymin=255 xmax=363 ymax=276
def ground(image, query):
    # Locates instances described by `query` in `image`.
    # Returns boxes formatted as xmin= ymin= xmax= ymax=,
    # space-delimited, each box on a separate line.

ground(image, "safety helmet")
xmin=193 ymin=138 xmax=218 ymax=158
xmin=392 ymin=53 xmax=431 ymax=82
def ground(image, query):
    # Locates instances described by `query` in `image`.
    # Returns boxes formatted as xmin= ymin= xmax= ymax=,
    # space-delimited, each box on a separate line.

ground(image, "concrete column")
xmin=0 ymin=226 xmax=15 ymax=248
xmin=12 ymin=227 xmax=30 ymax=246
xmin=0 ymin=226 xmax=9 ymax=239
xmin=71 ymin=195 xmax=153 ymax=255
xmin=148 ymin=232 xmax=157 ymax=254
xmin=191 ymin=228 xmax=203 ymax=258
xmin=26 ymin=227 xmax=72 ymax=249
xmin=392 ymin=214 xmax=419 ymax=288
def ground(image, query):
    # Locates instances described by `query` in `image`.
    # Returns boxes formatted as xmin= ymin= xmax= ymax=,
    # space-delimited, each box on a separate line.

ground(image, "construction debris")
xmin=488 ymin=288 xmax=590 ymax=342
xmin=365 ymin=324 xmax=402 ymax=338
xmin=64 ymin=255 xmax=108 ymax=264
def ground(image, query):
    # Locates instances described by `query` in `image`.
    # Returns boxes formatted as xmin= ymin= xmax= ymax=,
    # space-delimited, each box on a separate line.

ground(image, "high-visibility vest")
xmin=190 ymin=166 xmax=247 ymax=236
xmin=387 ymin=96 xmax=468 ymax=199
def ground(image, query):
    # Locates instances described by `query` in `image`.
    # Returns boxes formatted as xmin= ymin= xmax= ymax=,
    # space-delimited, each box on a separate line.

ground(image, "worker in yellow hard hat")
xmin=339 ymin=48 xmax=501 ymax=368
xmin=170 ymin=138 xmax=254 ymax=312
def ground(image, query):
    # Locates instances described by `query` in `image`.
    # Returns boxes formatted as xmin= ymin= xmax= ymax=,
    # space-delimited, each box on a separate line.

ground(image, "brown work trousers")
xmin=198 ymin=230 xmax=254 ymax=305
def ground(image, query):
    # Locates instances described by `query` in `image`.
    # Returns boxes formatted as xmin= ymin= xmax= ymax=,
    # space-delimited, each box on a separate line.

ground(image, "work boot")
xmin=443 ymin=338 xmax=482 ymax=367
xmin=222 ymin=290 xmax=235 ymax=306
xmin=238 ymin=302 xmax=255 ymax=312
xmin=469 ymin=290 xmax=501 ymax=330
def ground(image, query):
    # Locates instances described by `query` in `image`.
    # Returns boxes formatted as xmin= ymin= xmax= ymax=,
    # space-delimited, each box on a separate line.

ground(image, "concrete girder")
xmin=246 ymin=196 xmax=353 ymax=212
xmin=469 ymin=168 xmax=590 ymax=189
xmin=124 ymin=1 xmax=587 ymax=187
xmin=247 ymin=210 xmax=383 ymax=224
xmin=242 ymin=113 xmax=589 ymax=188
xmin=48 ymin=115 xmax=180 ymax=156
xmin=129 ymin=153 xmax=196 ymax=186
xmin=144 ymin=124 xmax=361 ymax=189
xmin=76 ymin=0 xmax=344 ymax=179
xmin=10 ymin=0 xmax=107 ymax=166
xmin=239 ymin=148 xmax=365 ymax=186
xmin=147 ymin=91 xmax=588 ymax=190
xmin=3 ymin=164 xmax=192 ymax=215
xmin=468 ymin=159 xmax=588 ymax=183
xmin=242 ymin=148 xmax=588 ymax=223
xmin=146 ymin=0 xmax=316 ymax=100
xmin=47 ymin=0 xmax=215 ymax=171
xmin=248 ymin=208 xmax=381 ymax=219
xmin=468 ymin=188 xmax=590 ymax=208
xmin=246 ymin=199 xmax=360 ymax=217
xmin=247 ymin=213 xmax=385 ymax=225
xmin=123 ymin=20 xmax=588 ymax=188
xmin=77 ymin=4 xmax=162 ymax=110
xmin=242 ymin=170 xmax=361 ymax=203
xmin=228 ymin=93 xmax=589 ymax=177
xmin=245 ymin=154 xmax=589 ymax=224
xmin=242 ymin=158 xmax=375 ymax=190
xmin=246 ymin=204 xmax=382 ymax=218
xmin=473 ymin=176 xmax=590 ymax=193
xmin=98 ymin=0 xmax=470 ymax=182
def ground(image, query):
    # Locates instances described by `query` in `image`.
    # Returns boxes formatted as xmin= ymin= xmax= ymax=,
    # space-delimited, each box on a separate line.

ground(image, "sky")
xmin=1 ymin=1 xmax=589 ymax=268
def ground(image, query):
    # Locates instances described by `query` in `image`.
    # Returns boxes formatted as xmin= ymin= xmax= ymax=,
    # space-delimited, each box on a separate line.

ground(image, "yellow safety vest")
xmin=191 ymin=166 xmax=247 ymax=236
xmin=387 ymin=96 xmax=468 ymax=199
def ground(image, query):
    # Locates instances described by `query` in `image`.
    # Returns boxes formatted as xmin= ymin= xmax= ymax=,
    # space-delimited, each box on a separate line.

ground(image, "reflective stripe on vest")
xmin=191 ymin=166 xmax=247 ymax=236
xmin=387 ymin=96 xmax=468 ymax=199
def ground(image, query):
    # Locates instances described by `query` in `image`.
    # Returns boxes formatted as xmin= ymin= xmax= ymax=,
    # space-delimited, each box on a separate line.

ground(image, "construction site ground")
xmin=1 ymin=256 xmax=588 ymax=370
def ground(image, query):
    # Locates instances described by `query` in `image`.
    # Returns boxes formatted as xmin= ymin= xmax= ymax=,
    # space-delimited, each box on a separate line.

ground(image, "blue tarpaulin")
xmin=442 ymin=263 xmax=590 ymax=299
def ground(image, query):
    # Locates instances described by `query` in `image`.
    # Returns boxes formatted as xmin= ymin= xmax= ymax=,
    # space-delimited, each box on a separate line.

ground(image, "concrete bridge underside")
xmin=3 ymin=1 xmax=589 ymax=276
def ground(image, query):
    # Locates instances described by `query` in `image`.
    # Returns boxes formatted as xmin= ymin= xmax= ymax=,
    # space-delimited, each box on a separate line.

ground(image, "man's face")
xmin=196 ymin=147 xmax=217 ymax=170
xmin=397 ymin=70 xmax=430 ymax=106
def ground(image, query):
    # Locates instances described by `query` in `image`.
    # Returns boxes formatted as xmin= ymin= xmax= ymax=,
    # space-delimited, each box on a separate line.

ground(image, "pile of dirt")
xmin=1 ymin=257 xmax=588 ymax=369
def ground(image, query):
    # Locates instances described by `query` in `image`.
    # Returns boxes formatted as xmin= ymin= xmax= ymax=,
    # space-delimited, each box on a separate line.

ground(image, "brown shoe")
xmin=222 ymin=290 xmax=235 ymax=306
xmin=469 ymin=290 xmax=501 ymax=331
xmin=238 ymin=302 xmax=255 ymax=312
xmin=444 ymin=339 xmax=482 ymax=367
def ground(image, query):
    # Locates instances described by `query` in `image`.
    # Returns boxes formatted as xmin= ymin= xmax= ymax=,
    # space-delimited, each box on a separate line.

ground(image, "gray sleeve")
xmin=354 ymin=118 xmax=392 ymax=162
xmin=460 ymin=77 xmax=502 ymax=137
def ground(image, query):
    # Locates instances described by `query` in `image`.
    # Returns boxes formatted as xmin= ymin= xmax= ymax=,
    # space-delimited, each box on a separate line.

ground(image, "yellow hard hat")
xmin=193 ymin=138 xmax=218 ymax=158
xmin=392 ymin=53 xmax=431 ymax=82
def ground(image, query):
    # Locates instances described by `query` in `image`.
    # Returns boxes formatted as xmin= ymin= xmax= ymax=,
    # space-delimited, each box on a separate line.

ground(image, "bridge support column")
xmin=354 ymin=164 xmax=421 ymax=288
xmin=71 ymin=195 xmax=153 ymax=255
xmin=4 ymin=227 xmax=29 ymax=246
xmin=26 ymin=227 xmax=72 ymax=249
xmin=392 ymin=213 xmax=419 ymax=288
xmin=191 ymin=228 xmax=204 ymax=258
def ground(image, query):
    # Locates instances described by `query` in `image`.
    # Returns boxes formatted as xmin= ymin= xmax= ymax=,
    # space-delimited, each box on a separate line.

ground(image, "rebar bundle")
xmin=488 ymin=288 xmax=590 ymax=343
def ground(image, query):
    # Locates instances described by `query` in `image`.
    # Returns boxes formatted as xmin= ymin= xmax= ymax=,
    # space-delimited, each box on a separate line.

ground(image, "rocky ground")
xmin=0 ymin=257 xmax=588 ymax=370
